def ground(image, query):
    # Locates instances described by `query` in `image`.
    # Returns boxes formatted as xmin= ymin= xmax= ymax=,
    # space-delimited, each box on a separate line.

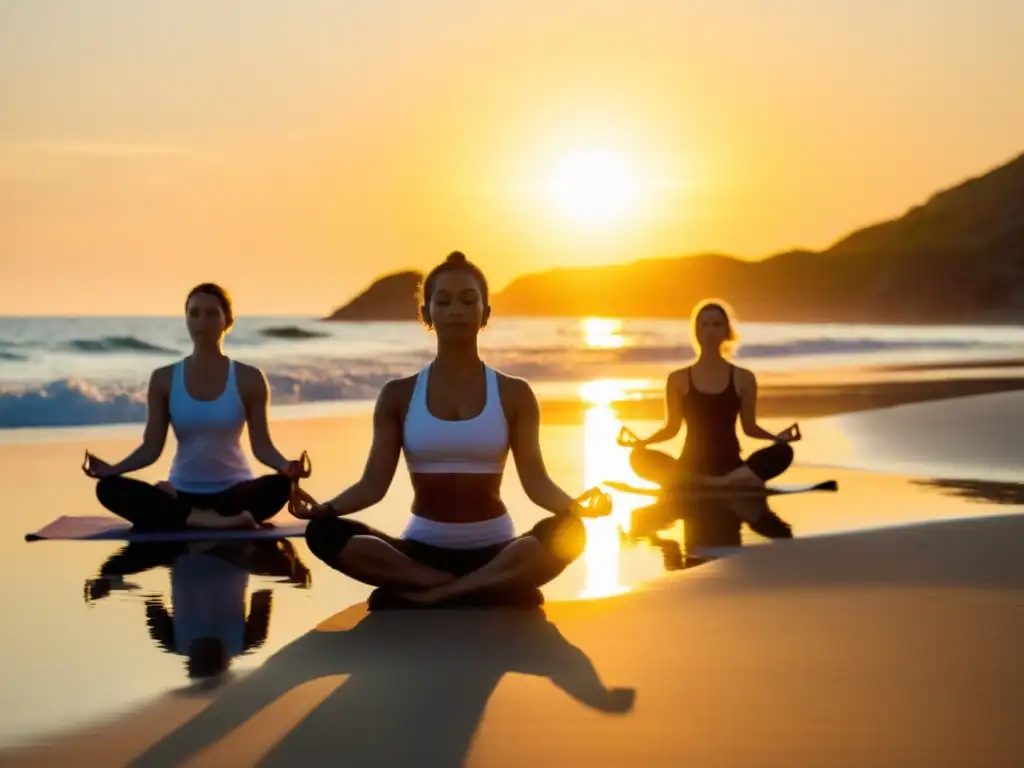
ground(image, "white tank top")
xmin=171 ymin=553 xmax=248 ymax=658
xmin=402 ymin=364 xmax=509 ymax=475
xmin=167 ymin=359 xmax=254 ymax=494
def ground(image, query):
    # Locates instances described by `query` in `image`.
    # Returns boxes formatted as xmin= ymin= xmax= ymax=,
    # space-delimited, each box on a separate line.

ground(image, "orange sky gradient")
xmin=2 ymin=0 xmax=1023 ymax=316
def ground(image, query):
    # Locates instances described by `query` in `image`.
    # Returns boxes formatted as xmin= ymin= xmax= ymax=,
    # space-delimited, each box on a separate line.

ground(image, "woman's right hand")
xmin=616 ymin=426 xmax=643 ymax=448
xmin=279 ymin=450 xmax=313 ymax=480
xmin=288 ymin=485 xmax=332 ymax=520
xmin=82 ymin=451 xmax=116 ymax=479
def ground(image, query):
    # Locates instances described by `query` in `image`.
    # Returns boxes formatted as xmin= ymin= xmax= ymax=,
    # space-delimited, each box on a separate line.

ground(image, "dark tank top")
xmin=680 ymin=365 xmax=743 ymax=476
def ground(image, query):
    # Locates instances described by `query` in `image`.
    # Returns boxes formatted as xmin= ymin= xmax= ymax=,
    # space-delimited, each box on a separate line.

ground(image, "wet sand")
xmin=2 ymin=372 xmax=1023 ymax=765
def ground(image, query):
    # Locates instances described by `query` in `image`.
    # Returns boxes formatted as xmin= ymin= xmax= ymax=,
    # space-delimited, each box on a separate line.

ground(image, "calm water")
xmin=2 ymin=315 xmax=1022 ymax=428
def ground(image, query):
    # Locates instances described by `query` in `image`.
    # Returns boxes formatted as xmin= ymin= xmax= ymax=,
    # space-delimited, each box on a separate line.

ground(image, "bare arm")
xmin=108 ymin=369 xmax=171 ymax=474
xmin=738 ymin=370 xmax=781 ymax=441
xmin=319 ymin=380 xmax=404 ymax=516
xmin=241 ymin=366 xmax=290 ymax=472
xmin=508 ymin=378 xmax=577 ymax=516
xmin=638 ymin=373 xmax=684 ymax=446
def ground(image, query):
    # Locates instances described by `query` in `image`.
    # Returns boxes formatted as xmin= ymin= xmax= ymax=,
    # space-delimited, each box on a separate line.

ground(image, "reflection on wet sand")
xmin=85 ymin=540 xmax=312 ymax=679
xmin=619 ymin=493 xmax=794 ymax=571
xmin=912 ymin=478 xmax=1024 ymax=506
xmin=576 ymin=375 xmax=800 ymax=582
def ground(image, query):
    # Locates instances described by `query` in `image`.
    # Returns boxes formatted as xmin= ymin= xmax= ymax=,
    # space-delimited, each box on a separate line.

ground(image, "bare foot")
xmin=396 ymin=586 xmax=448 ymax=605
xmin=155 ymin=481 xmax=177 ymax=497
xmin=721 ymin=466 xmax=764 ymax=488
xmin=187 ymin=509 xmax=258 ymax=530
xmin=700 ymin=475 xmax=731 ymax=487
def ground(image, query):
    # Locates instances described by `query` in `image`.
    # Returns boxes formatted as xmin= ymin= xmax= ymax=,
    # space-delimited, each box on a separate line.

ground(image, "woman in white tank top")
xmin=294 ymin=252 xmax=612 ymax=610
xmin=82 ymin=284 xmax=311 ymax=530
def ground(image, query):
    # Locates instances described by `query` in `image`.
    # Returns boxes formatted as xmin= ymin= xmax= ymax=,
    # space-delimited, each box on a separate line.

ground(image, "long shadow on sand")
xmin=913 ymin=477 xmax=1024 ymax=506
xmin=695 ymin=514 xmax=1024 ymax=593
xmin=131 ymin=604 xmax=635 ymax=767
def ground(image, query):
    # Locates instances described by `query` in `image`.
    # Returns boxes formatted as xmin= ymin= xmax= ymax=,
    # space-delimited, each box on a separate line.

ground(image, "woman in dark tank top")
xmin=619 ymin=300 xmax=799 ymax=540
xmin=677 ymin=363 xmax=745 ymax=476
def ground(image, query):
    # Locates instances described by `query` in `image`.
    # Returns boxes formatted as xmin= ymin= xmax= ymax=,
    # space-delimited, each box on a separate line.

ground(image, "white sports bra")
xmin=402 ymin=364 xmax=509 ymax=474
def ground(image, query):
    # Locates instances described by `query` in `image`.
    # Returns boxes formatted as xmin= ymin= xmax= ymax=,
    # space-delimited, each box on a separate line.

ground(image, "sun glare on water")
xmin=581 ymin=317 xmax=624 ymax=349
xmin=548 ymin=148 xmax=640 ymax=226
xmin=577 ymin=377 xmax=653 ymax=599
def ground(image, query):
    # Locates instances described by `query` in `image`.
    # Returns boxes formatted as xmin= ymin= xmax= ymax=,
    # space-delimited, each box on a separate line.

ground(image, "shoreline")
xmin=2 ymin=358 xmax=1022 ymax=442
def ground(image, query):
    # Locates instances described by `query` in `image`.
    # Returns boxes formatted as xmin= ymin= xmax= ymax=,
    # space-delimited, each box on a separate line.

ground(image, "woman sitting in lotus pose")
xmin=295 ymin=251 xmax=611 ymax=608
xmin=82 ymin=283 xmax=310 ymax=530
xmin=621 ymin=299 xmax=799 ymax=490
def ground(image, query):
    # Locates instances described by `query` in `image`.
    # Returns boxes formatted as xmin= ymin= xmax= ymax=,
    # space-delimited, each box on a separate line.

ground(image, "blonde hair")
xmin=690 ymin=298 xmax=739 ymax=357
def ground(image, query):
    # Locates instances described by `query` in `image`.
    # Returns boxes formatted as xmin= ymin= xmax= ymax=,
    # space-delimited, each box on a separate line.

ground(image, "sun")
xmin=547 ymin=148 xmax=640 ymax=226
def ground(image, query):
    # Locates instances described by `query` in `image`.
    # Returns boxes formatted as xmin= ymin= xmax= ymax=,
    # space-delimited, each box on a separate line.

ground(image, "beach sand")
xmin=2 ymin=370 xmax=1023 ymax=765
xmin=10 ymin=514 xmax=1023 ymax=767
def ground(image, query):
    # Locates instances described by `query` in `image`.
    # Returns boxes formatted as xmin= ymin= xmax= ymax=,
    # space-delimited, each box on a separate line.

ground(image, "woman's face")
xmin=695 ymin=306 xmax=730 ymax=350
xmin=426 ymin=269 xmax=488 ymax=339
xmin=185 ymin=292 xmax=228 ymax=344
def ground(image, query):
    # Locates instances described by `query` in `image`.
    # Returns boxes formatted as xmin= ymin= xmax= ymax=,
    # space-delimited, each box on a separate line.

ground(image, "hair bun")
xmin=446 ymin=251 xmax=467 ymax=265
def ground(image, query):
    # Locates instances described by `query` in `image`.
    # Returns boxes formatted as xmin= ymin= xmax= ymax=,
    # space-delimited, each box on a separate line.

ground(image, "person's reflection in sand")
xmin=132 ymin=605 xmax=636 ymax=767
xmin=625 ymin=492 xmax=792 ymax=570
xmin=85 ymin=540 xmax=311 ymax=678
xmin=913 ymin=477 xmax=1024 ymax=506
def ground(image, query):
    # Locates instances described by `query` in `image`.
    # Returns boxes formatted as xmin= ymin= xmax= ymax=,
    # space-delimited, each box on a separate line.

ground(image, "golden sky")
xmin=1 ymin=0 xmax=1022 ymax=316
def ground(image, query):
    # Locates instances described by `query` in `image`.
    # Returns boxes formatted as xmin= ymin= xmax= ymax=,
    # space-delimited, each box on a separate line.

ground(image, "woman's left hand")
xmin=279 ymin=450 xmax=313 ymax=480
xmin=774 ymin=423 xmax=802 ymax=443
xmin=570 ymin=487 xmax=613 ymax=518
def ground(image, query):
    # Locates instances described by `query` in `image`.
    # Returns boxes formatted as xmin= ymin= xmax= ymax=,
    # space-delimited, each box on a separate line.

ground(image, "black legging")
xmin=630 ymin=441 xmax=794 ymax=488
xmin=95 ymin=474 xmax=292 ymax=529
xmin=95 ymin=540 xmax=310 ymax=584
xmin=304 ymin=514 xmax=587 ymax=588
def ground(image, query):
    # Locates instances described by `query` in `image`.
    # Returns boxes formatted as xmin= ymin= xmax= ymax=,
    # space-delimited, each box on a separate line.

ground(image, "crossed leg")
xmin=304 ymin=515 xmax=587 ymax=605
xmin=630 ymin=442 xmax=795 ymax=489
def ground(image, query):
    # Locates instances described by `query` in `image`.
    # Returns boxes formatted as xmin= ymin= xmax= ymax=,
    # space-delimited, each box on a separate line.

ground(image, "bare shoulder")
xmin=732 ymin=365 xmax=758 ymax=392
xmin=233 ymin=361 xmax=270 ymax=397
xmin=495 ymin=370 xmax=535 ymax=406
xmin=149 ymin=364 xmax=175 ymax=395
xmin=377 ymin=374 xmax=418 ymax=416
xmin=233 ymin=360 xmax=265 ymax=382
xmin=667 ymin=366 xmax=689 ymax=394
xmin=667 ymin=367 xmax=688 ymax=386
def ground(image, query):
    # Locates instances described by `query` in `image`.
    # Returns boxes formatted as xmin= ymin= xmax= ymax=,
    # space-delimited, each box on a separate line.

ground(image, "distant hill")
xmin=323 ymin=270 xmax=423 ymax=321
xmin=323 ymin=152 xmax=1024 ymax=324
xmin=493 ymin=151 xmax=1024 ymax=324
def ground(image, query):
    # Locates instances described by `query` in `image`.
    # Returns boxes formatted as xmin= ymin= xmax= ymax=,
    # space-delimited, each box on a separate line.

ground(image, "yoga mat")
xmin=603 ymin=479 xmax=839 ymax=498
xmin=24 ymin=515 xmax=308 ymax=543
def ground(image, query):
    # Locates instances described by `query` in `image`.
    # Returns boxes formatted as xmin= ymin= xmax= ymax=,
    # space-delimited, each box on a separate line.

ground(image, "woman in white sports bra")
xmin=295 ymin=251 xmax=612 ymax=609
xmin=82 ymin=283 xmax=311 ymax=530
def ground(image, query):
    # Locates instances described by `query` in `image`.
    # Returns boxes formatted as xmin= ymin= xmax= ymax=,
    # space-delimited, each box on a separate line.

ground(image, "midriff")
xmin=409 ymin=473 xmax=507 ymax=523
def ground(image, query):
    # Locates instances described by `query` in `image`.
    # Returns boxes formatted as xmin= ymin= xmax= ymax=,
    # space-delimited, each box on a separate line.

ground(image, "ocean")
xmin=1 ymin=315 xmax=1022 ymax=429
